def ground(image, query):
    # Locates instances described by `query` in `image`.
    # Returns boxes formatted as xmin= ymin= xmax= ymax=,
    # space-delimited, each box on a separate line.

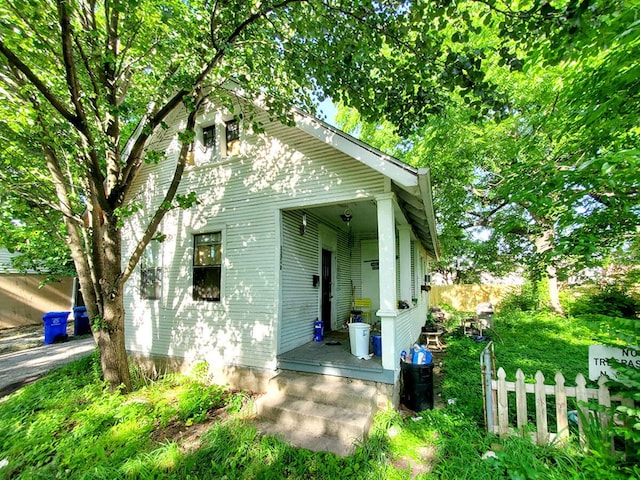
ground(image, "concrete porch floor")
xmin=277 ymin=330 xmax=394 ymax=384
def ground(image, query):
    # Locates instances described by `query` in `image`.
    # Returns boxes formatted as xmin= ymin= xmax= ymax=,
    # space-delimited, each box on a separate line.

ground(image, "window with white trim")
xmin=225 ymin=119 xmax=240 ymax=156
xmin=193 ymin=232 xmax=222 ymax=302
xmin=140 ymin=240 xmax=162 ymax=300
xmin=202 ymin=124 xmax=216 ymax=150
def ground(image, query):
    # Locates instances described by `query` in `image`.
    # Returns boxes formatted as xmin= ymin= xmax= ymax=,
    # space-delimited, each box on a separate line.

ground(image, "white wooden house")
xmin=123 ymin=97 xmax=439 ymax=400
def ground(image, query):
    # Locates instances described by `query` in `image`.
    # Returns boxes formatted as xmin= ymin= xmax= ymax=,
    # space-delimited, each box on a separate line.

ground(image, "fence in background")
xmin=429 ymin=284 xmax=519 ymax=311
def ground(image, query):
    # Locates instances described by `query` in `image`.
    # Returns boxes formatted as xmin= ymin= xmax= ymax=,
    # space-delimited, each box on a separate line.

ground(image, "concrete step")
xmin=254 ymin=371 xmax=378 ymax=456
xmin=254 ymin=419 xmax=356 ymax=457
xmin=257 ymin=393 xmax=373 ymax=444
xmin=265 ymin=371 xmax=377 ymax=410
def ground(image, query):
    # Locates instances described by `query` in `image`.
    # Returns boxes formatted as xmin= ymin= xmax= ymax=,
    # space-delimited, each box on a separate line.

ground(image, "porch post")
xmin=376 ymin=193 xmax=398 ymax=371
xmin=398 ymin=225 xmax=412 ymax=305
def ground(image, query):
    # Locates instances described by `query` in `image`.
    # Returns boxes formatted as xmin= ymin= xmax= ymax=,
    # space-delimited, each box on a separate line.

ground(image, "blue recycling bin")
xmin=43 ymin=312 xmax=69 ymax=344
xmin=371 ymin=334 xmax=382 ymax=356
xmin=73 ymin=306 xmax=91 ymax=336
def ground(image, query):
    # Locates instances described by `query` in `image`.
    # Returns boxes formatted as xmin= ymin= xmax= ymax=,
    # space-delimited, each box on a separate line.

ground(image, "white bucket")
xmin=348 ymin=322 xmax=371 ymax=357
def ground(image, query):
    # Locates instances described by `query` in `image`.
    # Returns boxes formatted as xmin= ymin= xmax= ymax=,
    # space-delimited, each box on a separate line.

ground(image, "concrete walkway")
xmin=0 ymin=337 xmax=95 ymax=398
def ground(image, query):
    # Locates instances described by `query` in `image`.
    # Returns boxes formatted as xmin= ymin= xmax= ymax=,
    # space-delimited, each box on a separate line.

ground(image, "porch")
xmin=277 ymin=330 xmax=395 ymax=384
xmin=279 ymin=178 xmax=439 ymax=386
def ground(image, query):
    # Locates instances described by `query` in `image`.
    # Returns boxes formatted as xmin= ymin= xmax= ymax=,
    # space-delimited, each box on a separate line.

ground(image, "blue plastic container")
xmin=43 ymin=311 xmax=69 ymax=344
xmin=73 ymin=306 xmax=91 ymax=336
xmin=411 ymin=345 xmax=433 ymax=365
xmin=371 ymin=334 xmax=382 ymax=356
xmin=314 ymin=319 xmax=324 ymax=342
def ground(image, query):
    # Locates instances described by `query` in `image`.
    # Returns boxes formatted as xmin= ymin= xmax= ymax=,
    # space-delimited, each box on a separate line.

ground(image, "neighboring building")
xmin=0 ymin=249 xmax=74 ymax=329
xmin=122 ymin=97 xmax=439 ymax=402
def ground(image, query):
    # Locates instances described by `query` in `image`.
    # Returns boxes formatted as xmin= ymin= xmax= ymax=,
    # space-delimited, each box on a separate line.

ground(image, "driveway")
xmin=0 ymin=327 xmax=95 ymax=398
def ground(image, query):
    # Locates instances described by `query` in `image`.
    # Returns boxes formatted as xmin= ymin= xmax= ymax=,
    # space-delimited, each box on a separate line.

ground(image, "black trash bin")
xmin=73 ymin=306 xmax=91 ymax=336
xmin=401 ymin=360 xmax=434 ymax=411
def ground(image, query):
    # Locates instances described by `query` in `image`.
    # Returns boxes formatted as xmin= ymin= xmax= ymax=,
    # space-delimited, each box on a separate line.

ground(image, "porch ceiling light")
xmin=300 ymin=212 xmax=307 ymax=236
xmin=340 ymin=208 xmax=352 ymax=227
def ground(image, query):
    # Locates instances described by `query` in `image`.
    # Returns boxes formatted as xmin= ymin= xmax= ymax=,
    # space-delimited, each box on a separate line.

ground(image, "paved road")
xmin=0 ymin=337 xmax=95 ymax=398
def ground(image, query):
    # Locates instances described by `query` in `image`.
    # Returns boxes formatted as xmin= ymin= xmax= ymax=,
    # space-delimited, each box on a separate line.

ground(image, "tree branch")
xmin=103 ymin=0 xmax=123 ymax=200
xmin=121 ymin=105 xmax=199 ymax=283
xmin=74 ymin=35 xmax=104 ymax=126
xmin=53 ymin=0 xmax=109 ymax=209
xmin=0 ymin=40 xmax=80 ymax=127
xmin=56 ymin=0 xmax=87 ymax=123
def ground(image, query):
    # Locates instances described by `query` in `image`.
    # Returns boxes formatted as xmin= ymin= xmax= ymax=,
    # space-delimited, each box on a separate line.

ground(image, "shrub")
xmin=497 ymin=281 xmax=539 ymax=312
xmin=568 ymin=285 xmax=640 ymax=319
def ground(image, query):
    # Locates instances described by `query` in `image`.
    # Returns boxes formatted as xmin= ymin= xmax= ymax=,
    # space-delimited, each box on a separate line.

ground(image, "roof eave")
xmin=417 ymin=168 xmax=441 ymax=261
xmin=293 ymin=111 xmax=419 ymax=187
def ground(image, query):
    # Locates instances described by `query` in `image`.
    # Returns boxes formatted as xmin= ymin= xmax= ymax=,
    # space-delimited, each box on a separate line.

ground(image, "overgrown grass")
xmin=433 ymin=308 xmax=639 ymax=479
xmin=1 ymin=310 xmax=637 ymax=479
xmin=0 ymin=352 xmax=243 ymax=479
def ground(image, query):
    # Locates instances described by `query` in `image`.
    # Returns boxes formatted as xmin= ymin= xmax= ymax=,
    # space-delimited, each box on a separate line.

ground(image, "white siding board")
xmin=335 ymin=231 xmax=353 ymax=327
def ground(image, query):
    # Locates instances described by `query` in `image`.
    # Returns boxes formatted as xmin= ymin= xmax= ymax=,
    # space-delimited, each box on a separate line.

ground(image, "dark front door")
xmin=321 ymin=249 xmax=332 ymax=333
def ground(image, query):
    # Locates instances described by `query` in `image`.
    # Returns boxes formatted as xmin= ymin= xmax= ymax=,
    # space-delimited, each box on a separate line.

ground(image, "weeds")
xmin=0 ymin=357 xmax=240 ymax=480
xmin=1 ymin=301 xmax=637 ymax=478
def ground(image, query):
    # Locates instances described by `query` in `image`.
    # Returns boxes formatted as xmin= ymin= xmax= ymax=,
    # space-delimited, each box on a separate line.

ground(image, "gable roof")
xmin=294 ymin=111 xmax=440 ymax=260
xmin=124 ymin=93 xmax=440 ymax=260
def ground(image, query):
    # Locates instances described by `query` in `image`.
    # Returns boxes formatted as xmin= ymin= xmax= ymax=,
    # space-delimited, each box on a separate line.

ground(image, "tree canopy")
xmin=335 ymin=1 xmax=639 ymax=304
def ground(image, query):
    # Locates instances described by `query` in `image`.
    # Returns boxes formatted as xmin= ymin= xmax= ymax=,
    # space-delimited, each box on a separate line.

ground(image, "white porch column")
xmin=398 ymin=225 xmax=412 ymax=306
xmin=376 ymin=193 xmax=398 ymax=371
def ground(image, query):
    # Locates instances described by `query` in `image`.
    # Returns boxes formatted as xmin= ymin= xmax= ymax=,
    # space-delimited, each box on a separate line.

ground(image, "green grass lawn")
xmin=0 ymin=311 xmax=637 ymax=479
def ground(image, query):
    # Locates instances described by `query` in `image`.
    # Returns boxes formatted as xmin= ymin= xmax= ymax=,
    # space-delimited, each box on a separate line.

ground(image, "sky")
xmin=318 ymin=98 xmax=338 ymax=127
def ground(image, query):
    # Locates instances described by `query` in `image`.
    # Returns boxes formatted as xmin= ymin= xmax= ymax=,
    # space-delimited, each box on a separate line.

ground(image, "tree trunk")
xmin=534 ymin=227 xmax=565 ymax=315
xmin=94 ymin=292 xmax=131 ymax=392
xmin=95 ymin=216 xmax=132 ymax=391
xmin=546 ymin=264 xmax=564 ymax=315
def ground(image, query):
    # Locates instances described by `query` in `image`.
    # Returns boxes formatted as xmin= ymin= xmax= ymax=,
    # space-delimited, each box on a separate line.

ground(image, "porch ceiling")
xmin=308 ymin=200 xmax=378 ymax=236
xmin=302 ymin=182 xmax=438 ymax=260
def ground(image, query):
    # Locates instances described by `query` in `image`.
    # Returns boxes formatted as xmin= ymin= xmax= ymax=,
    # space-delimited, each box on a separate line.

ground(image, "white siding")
xmin=395 ymin=307 xmax=425 ymax=358
xmin=279 ymin=211 xmax=354 ymax=353
xmin=122 ymin=103 xmax=387 ymax=369
xmin=280 ymin=210 xmax=319 ymax=352
xmin=334 ymin=230 xmax=352 ymax=327
xmin=0 ymin=249 xmax=17 ymax=273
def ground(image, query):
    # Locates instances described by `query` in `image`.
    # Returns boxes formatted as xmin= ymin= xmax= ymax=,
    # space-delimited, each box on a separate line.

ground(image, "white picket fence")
xmin=480 ymin=342 xmax=635 ymax=446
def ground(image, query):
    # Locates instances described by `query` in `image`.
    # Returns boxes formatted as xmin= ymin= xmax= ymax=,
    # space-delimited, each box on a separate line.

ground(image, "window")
xmin=203 ymin=125 xmax=216 ymax=150
xmin=140 ymin=240 xmax=162 ymax=300
xmin=225 ymin=119 xmax=240 ymax=156
xmin=193 ymin=232 xmax=222 ymax=302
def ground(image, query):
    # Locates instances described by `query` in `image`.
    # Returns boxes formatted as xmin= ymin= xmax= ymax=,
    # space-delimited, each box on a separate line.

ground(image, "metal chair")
xmin=351 ymin=298 xmax=372 ymax=323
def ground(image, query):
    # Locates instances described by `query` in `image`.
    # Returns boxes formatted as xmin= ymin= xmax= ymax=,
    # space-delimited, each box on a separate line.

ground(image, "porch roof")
xmin=294 ymin=112 xmax=440 ymax=260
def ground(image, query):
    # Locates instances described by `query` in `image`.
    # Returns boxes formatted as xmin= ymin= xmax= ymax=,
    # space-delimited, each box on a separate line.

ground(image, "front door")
xmin=321 ymin=249 xmax=332 ymax=333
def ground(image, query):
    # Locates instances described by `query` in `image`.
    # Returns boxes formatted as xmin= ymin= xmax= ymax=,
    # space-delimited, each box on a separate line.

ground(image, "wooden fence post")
xmin=575 ymin=373 xmax=588 ymax=446
xmin=597 ymin=375 xmax=614 ymax=455
xmin=515 ymin=369 xmax=527 ymax=435
xmin=555 ymin=372 xmax=569 ymax=443
xmin=535 ymin=371 xmax=549 ymax=445
xmin=497 ymin=367 xmax=509 ymax=436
